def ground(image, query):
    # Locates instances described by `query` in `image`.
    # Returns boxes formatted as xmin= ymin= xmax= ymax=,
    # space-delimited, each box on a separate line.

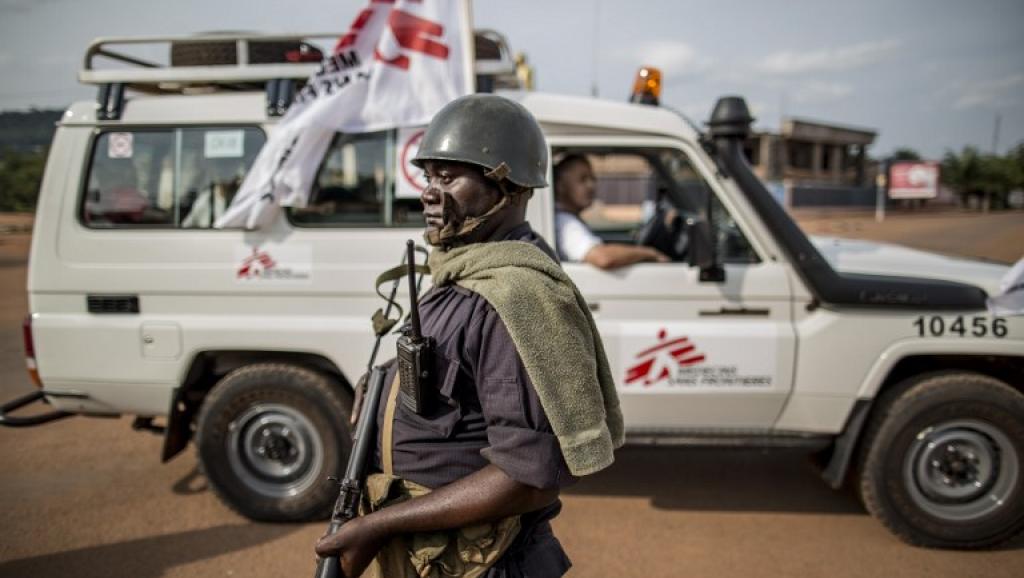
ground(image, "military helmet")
xmin=412 ymin=94 xmax=548 ymax=189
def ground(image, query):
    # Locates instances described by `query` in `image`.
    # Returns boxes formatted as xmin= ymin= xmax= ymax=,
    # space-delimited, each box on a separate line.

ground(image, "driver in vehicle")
xmin=553 ymin=154 xmax=668 ymax=269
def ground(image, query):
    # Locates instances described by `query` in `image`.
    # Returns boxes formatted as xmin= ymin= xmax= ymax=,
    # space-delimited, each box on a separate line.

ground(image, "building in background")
xmin=746 ymin=118 xmax=878 ymax=208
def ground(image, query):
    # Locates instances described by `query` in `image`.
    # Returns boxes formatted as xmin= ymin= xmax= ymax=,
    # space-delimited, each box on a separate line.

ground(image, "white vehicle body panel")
xmin=811 ymin=236 xmax=1007 ymax=295
xmin=29 ymin=91 xmax=1022 ymax=438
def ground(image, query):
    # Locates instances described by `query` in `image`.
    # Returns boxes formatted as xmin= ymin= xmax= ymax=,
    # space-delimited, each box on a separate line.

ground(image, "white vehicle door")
xmin=547 ymin=138 xmax=796 ymax=430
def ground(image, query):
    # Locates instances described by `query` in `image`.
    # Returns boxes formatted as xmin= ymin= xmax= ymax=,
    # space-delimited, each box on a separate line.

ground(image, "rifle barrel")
xmin=406 ymin=240 xmax=422 ymax=340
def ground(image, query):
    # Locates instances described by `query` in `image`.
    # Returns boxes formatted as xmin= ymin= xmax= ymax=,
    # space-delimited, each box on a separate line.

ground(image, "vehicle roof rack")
xmin=81 ymin=30 xmax=523 ymax=119
xmin=81 ymin=33 xmax=334 ymax=93
xmin=473 ymin=29 xmax=519 ymax=92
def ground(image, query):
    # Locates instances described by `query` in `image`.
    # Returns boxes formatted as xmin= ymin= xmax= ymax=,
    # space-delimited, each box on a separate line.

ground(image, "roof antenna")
xmin=591 ymin=0 xmax=601 ymax=97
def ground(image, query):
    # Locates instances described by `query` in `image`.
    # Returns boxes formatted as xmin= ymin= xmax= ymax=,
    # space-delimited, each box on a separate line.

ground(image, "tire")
xmin=196 ymin=363 xmax=352 ymax=522
xmin=858 ymin=371 xmax=1024 ymax=549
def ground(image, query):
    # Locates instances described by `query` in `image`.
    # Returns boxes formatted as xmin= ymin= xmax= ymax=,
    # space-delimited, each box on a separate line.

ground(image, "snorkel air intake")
xmin=706 ymin=96 xmax=987 ymax=310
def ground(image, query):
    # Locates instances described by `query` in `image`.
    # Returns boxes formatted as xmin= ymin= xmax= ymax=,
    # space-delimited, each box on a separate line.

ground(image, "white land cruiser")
xmin=3 ymin=33 xmax=1022 ymax=549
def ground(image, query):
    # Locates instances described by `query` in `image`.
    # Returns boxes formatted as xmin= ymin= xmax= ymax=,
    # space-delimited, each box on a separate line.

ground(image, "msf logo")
xmin=625 ymin=329 xmax=706 ymax=387
xmin=237 ymin=247 xmax=277 ymax=279
xmin=337 ymin=1 xmax=450 ymax=71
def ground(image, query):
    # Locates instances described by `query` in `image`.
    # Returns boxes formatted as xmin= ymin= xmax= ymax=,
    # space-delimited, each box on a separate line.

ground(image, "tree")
xmin=942 ymin=146 xmax=980 ymax=207
xmin=1009 ymin=141 xmax=1024 ymax=189
xmin=0 ymin=148 xmax=48 ymax=212
xmin=890 ymin=147 xmax=922 ymax=162
xmin=941 ymin=146 xmax=1019 ymax=211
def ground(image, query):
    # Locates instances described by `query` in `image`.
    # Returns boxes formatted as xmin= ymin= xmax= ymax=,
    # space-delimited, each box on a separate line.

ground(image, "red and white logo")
xmin=625 ymin=329 xmax=706 ymax=387
xmin=237 ymin=247 xmax=277 ymax=279
xmin=336 ymin=1 xmax=451 ymax=71
xmin=234 ymin=245 xmax=312 ymax=284
xmin=375 ymin=8 xmax=450 ymax=70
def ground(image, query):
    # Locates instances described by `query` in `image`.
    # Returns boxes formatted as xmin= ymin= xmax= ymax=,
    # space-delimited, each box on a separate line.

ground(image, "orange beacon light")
xmin=630 ymin=66 xmax=662 ymax=105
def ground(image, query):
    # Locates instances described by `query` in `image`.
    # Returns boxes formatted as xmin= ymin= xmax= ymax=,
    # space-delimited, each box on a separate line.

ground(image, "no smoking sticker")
xmin=396 ymin=127 xmax=428 ymax=199
xmin=107 ymin=133 xmax=133 ymax=159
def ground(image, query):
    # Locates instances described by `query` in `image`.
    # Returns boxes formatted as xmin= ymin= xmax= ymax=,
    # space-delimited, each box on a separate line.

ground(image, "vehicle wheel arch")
xmin=858 ymin=342 xmax=1024 ymax=400
xmin=821 ymin=354 xmax=1023 ymax=491
xmin=875 ymin=354 xmax=1022 ymax=395
xmin=161 ymin=349 xmax=354 ymax=463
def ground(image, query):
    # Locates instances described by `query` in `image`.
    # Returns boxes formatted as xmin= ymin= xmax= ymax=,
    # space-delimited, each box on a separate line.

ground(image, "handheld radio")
xmin=396 ymin=240 xmax=435 ymax=415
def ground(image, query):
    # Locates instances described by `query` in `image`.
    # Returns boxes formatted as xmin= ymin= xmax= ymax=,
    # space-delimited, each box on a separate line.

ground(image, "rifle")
xmin=315 ymin=241 xmax=427 ymax=578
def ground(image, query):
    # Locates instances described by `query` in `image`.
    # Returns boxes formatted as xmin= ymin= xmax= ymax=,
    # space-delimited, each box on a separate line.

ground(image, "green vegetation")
xmin=0 ymin=109 xmax=63 ymax=152
xmin=0 ymin=109 xmax=63 ymax=212
xmin=941 ymin=143 xmax=1024 ymax=210
xmin=890 ymin=147 xmax=922 ymax=162
xmin=0 ymin=148 xmax=48 ymax=212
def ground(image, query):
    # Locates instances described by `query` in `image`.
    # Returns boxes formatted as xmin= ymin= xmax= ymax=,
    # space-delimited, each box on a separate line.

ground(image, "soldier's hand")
xmin=315 ymin=516 xmax=387 ymax=578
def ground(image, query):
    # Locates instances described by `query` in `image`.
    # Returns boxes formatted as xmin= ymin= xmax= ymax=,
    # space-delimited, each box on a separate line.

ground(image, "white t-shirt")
xmin=555 ymin=210 xmax=602 ymax=262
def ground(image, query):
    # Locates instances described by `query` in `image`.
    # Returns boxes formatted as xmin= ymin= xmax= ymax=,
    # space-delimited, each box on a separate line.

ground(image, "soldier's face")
xmin=421 ymin=161 xmax=501 ymax=238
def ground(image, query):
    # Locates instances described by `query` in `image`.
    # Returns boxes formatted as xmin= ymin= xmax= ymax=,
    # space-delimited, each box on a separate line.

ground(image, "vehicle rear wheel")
xmin=858 ymin=371 xmax=1024 ymax=548
xmin=196 ymin=363 xmax=351 ymax=522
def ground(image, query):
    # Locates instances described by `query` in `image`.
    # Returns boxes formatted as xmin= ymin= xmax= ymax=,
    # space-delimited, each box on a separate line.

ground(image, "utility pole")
xmin=875 ymin=161 xmax=888 ymax=223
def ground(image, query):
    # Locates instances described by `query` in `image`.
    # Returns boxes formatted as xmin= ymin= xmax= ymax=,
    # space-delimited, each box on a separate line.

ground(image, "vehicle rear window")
xmin=81 ymin=127 xmax=265 ymax=229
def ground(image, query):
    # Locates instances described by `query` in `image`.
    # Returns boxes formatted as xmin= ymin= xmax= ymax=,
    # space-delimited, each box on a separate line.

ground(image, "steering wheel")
xmin=635 ymin=199 xmax=689 ymax=261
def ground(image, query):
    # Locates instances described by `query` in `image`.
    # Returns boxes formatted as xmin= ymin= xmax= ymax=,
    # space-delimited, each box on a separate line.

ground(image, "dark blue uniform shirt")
xmin=375 ymin=222 xmax=574 ymax=577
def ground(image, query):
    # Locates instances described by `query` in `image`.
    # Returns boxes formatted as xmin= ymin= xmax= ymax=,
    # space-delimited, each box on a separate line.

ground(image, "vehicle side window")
xmin=660 ymin=149 xmax=759 ymax=264
xmin=289 ymin=130 xmax=423 ymax=228
xmin=554 ymin=146 xmax=758 ymax=264
xmin=82 ymin=128 xmax=265 ymax=229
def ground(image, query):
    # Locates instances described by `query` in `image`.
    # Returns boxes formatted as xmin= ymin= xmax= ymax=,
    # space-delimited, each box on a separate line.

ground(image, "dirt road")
xmin=795 ymin=208 xmax=1023 ymax=264
xmin=1 ymin=211 xmax=1022 ymax=577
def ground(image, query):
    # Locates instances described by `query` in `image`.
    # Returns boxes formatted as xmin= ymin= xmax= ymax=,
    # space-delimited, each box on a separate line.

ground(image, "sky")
xmin=1 ymin=0 xmax=1022 ymax=158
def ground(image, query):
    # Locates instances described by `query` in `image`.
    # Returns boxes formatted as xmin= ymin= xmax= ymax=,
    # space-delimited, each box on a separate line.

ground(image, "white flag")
xmin=987 ymin=256 xmax=1024 ymax=316
xmin=215 ymin=0 xmax=473 ymax=229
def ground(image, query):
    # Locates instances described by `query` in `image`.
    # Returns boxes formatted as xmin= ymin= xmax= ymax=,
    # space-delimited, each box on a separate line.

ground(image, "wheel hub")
xmin=255 ymin=425 xmax=299 ymax=463
xmin=904 ymin=419 xmax=1018 ymax=521
xmin=226 ymin=404 xmax=324 ymax=498
xmin=918 ymin=434 xmax=995 ymax=502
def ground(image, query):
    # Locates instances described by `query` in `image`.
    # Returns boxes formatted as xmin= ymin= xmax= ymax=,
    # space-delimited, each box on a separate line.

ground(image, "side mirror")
xmin=686 ymin=217 xmax=725 ymax=282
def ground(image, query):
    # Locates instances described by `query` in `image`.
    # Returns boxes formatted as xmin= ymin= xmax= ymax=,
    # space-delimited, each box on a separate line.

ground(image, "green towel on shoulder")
xmin=428 ymin=240 xmax=624 ymax=476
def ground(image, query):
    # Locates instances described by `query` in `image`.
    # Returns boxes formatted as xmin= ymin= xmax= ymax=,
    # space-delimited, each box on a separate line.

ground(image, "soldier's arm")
xmin=314 ymin=464 xmax=556 ymax=575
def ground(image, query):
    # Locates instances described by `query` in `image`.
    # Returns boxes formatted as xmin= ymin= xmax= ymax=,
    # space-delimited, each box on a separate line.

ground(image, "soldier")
xmin=316 ymin=94 xmax=622 ymax=578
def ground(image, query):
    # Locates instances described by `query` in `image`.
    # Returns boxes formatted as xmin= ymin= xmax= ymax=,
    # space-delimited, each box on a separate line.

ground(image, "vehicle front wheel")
xmin=196 ymin=363 xmax=352 ymax=522
xmin=858 ymin=371 xmax=1024 ymax=549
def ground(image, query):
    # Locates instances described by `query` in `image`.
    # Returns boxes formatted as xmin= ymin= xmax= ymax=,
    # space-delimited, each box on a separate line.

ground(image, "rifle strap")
xmin=381 ymin=371 xmax=402 ymax=476
xmin=372 ymin=264 xmax=431 ymax=337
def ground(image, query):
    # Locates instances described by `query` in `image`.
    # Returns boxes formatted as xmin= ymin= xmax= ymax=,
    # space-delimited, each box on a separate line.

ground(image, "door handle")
xmin=698 ymin=307 xmax=770 ymax=317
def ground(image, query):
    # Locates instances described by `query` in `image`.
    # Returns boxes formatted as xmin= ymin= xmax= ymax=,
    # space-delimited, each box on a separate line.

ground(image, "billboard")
xmin=889 ymin=161 xmax=940 ymax=200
